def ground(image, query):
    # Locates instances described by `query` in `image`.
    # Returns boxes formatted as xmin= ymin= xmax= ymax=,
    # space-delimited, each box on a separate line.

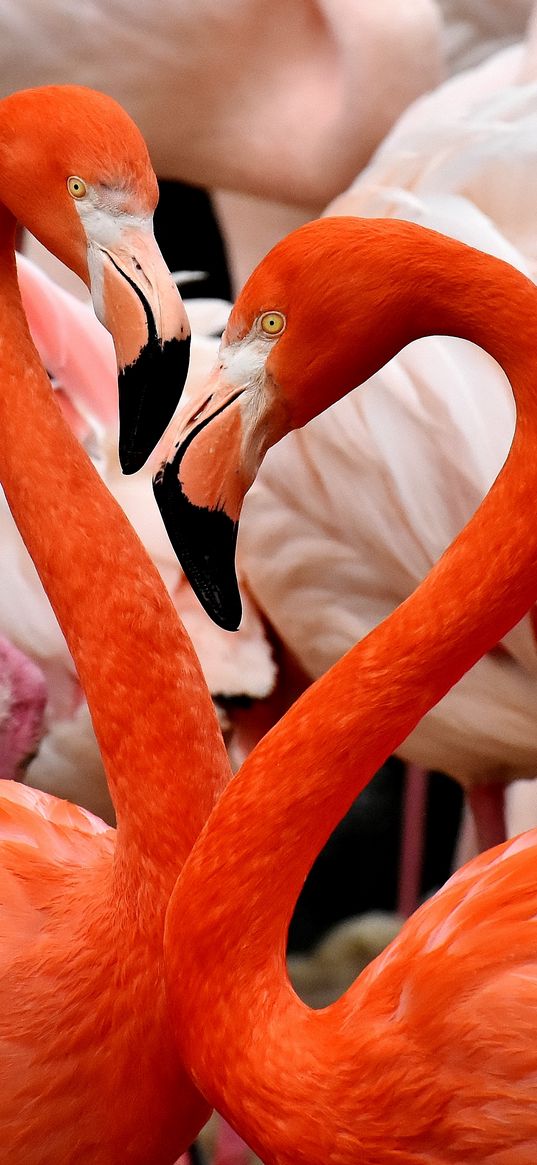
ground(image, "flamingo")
xmin=156 ymin=60 xmax=537 ymax=857
xmin=229 ymin=63 xmax=537 ymax=855
xmin=157 ymin=216 xmax=537 ymax=1159
xmin=234 ymin=197 xmax=537 ymax=864
xmin=0 ymin=84 xmax=231 ymax=1162
xmin=0 ymin=85 xmax=191 ymax=474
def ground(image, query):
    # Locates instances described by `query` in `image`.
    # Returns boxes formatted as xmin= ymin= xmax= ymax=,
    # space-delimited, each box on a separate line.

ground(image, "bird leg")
xmin=467 ymin=782 xmax=507 ymax=854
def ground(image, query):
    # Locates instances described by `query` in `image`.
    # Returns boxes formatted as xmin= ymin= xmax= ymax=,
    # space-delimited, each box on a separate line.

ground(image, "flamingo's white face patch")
xmin=71 ymin=182 xmax=151 ymax=244
xmin=212 ymin=326 xmax=290 ymax=483
xmin=70 ymin=183 xmax=153 ymax=324
xmin=218 ymin=326 xmax=275 ymax=393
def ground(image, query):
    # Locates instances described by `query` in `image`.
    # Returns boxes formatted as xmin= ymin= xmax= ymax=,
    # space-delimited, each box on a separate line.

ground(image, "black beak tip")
xmin=118 ymin=443 xmax=148 ymax=475
xmin=118 ymin=334 xmax=191 ymax=473
xmin=153 ymin=461 xmax=243 ymax=632
xmin=207 ymin=589 xmax=243 ymax=634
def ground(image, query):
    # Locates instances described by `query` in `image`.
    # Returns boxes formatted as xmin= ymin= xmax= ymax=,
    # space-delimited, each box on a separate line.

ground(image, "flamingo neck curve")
xmin=164 ymin=221 xmax=537 ymax=1155
xmin=0 ymin=206 xmax=230 ymax=913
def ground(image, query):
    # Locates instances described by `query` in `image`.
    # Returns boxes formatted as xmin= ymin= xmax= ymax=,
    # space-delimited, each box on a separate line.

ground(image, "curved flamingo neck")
xmin=0 ymin=215 xmax=230 ymax=908
xmin=165 ymin=223 xmax=537 ymax=1144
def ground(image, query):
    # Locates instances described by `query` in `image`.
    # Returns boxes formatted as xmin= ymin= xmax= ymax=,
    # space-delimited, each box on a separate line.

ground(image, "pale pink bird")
xmin=0 ymin=0 xmax=443 ymax=210
xmin=0 ymin=0 xmax=448 ymax=316
xmin=214 ymin=0 xmax=536 ymax=294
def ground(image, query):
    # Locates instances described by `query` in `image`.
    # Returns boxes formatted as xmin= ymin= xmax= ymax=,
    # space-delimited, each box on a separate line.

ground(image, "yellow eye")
xmin=259 ymin=311 xmax=286 ymax=337
xmin=67 ymin=176 xmax=87 ymax=199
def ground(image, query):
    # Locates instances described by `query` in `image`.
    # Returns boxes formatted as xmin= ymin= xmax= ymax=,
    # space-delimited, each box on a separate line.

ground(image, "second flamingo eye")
xmin=66 ymin=176 xmax=87 ymax=199
xmin=258 ymin=311 xmax=285 ymax=336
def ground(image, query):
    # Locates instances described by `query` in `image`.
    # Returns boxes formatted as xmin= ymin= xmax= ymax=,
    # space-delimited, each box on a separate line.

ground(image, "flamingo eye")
xmin=258 ymin=311 xmax=286 ymax=337
xmin=67 ymin=176 xmax=87 ymax=199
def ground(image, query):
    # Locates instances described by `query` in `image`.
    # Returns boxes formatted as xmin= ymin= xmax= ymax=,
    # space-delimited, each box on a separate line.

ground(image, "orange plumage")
xmin=0 ymin=86 xmax=230 ymax=1162
xmin=162 ymin=218 xmax=537 ymax=1160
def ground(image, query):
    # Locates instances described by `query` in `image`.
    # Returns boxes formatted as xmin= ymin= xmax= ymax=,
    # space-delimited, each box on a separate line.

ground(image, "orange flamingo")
xmin=153 ymin=203 xmax=537 ymax=856
xmin=159 ymin=217 xmax=537 ymax=1158
xmin=0 ymin=85 xmax=231 ymax=1162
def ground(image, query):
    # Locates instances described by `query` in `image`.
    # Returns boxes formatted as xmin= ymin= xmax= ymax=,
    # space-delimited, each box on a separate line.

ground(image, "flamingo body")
xmin=175 ymin=836 xmax=537 ymax=1163
xmin=0 ymin=786 xmax=206 ymax=1163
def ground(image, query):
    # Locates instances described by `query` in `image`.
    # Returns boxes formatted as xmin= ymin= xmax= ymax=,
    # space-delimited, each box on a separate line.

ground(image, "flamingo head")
xmin=153 ymin=216 xmax=409 ymax=630
xmin=0 ymin=85 xmax=191 ymax=472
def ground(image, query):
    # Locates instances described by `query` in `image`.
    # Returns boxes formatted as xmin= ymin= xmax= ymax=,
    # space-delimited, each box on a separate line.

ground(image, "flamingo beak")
xmin=153 ymin=371 xmax=249 ymax=631
xmin=93 ymin=228 xmax=191 ymax=473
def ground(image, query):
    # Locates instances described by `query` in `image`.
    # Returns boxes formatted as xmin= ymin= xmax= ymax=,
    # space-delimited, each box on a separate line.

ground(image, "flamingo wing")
xmin=0 ymin=780 xmax=114 ymax=957
xmin=339 ymin=834 xmax=537 ymax=1154
xmin=330 ymin=63 xmax=537 ymax=278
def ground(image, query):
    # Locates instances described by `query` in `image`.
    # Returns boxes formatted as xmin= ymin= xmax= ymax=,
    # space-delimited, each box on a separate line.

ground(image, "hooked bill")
xmin=153 ymin=447 xmax=242 ymax=632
